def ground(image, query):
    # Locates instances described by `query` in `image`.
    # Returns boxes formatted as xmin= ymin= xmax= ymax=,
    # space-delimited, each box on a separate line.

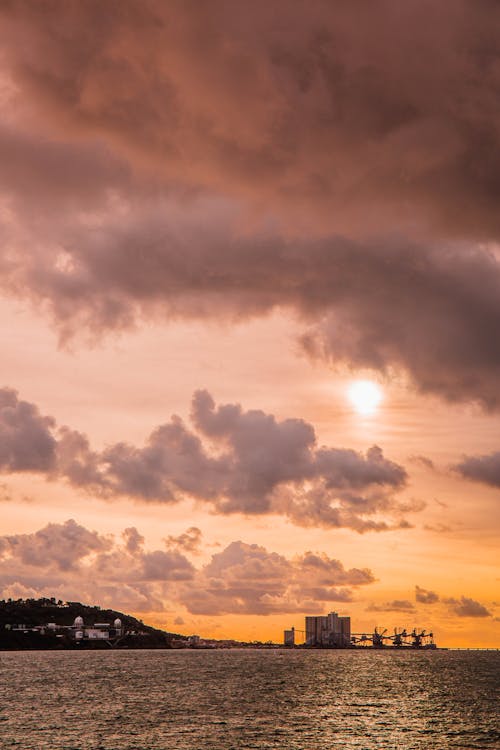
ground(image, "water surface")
xmin=0 ymin=649 xmax=498 ymax=749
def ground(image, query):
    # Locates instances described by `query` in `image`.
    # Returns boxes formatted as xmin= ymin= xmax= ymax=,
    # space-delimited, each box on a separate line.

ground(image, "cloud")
xmin=0 ymin=519 xmax=110 ymax=571
xmin=408 ymin=456 xmax=435 ymax=471
xmin=415 ymin=586 xmax=492 ymax=617
xmin=122 ymin=527 xmax=144 ymax=554
xmin=0 ymin=520 xmax=195 ymax=612
xmin=415 ymin=585 xmax=440 ymax=604
xmin=2 ymin=0 xmax=500 ymax=239
xmin=165 ymin=527 xmax=203 ymax=554
xmin=299 ymin=242 xmax=500 ymax=409
xmin=366 ymin=600 xmax=416 ymax=613
xmin=0 ymin=387 xmax=413 ymax=532
xmin=0 ymin=4 xmax=498 ymax=405
xmin=3 ymin=200 xmax=500 ymax=406
xmin=0 ymin=520 xmax=376 ymax=616
xmin=178 ymin=541 xmax=375 ymax=615
xmin=454 ymin=451 xmax=500 ymax=488
xmin=423 ymin=524 xmax=452 ymax=533
xmin=0 ymin=389 xmax=57 ymax=472
xmin=138 ymin=550 xmax=195 ymax=582
xmin=1 ymin=582 xmax=40 ymax=601
xmin=0 ymin=483 xmax=12 ymax=502
xmin=444 ymin=596 xmax=492 ymax=618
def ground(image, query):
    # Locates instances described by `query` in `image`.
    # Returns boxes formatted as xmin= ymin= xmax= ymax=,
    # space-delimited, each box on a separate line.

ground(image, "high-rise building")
xmin=327 ymin=612 xmax=339 ymax=634
xmin=339 ymin=616 xmax=351 ymax=647
xmin=305 ymin=615 xmax=328 ymax=645
xmin=305 ymin=611 xmax=351 ymax=647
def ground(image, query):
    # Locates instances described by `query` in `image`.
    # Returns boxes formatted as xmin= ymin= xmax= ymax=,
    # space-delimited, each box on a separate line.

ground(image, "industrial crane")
xmin=350 ymin=626 xmax=436 ymax=648
xmin=410 ymin=628 xmax=435 ymax=648
xmin=350 ymin=628 xmax=391 ymax=647
xmin=350 ymin=632 xmax=371 ymax=646
xmin=372 ymin=627 xmax=388 ymax=648
xmin=387 ymin=628 xmax=407 ymax=647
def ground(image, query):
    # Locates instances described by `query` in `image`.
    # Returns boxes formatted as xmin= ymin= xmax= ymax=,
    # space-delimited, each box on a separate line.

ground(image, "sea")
xmin=0 ymin=649 xmax=498 ymax=749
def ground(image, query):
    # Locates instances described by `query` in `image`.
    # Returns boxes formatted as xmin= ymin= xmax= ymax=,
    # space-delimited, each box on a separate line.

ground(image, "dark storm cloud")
xmin=0 ymin=387 xmax=412 ymax=532
xmin=4 ymin=190 xmax=500 ymax=406
xmin=2 ymin=0 xmax=500 ymax=238
xmin=454 ymin=451 xmax=500 ymax=488
xmin=0 ymin=520 xmax=376 ymax=616
xmin=0 ymin=2 xmax=498 ymax=406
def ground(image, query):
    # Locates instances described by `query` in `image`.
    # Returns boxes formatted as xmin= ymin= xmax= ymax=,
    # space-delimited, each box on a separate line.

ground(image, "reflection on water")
xmin=0 ymin=649 xmax=498 ymax=749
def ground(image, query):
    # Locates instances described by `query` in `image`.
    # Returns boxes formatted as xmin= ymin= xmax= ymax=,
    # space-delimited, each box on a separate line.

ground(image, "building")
xmin=305 ymin=612 xmax=351 ymax=647
xmin=305 ymin=615 xmax=327 ymax=645
xmin=72 ymin=615 xmax=123 ymax=641
xmin=284 ymin=627 xmax=295 ymax=646
xmin=339 ymin=616 xmax=351 ymax=647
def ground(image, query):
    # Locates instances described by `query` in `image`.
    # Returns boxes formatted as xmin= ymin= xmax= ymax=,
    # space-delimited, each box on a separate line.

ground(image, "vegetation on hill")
xmin=0 ymin=597 xmax=183 ymax=650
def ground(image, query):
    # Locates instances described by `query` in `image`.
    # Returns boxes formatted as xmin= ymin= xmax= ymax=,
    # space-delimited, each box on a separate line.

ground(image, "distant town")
xmin=0 ymin=598 xmax=438 ymax=650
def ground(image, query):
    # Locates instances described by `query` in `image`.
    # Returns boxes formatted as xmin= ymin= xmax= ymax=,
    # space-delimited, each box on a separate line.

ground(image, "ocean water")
xmin=0 ymin=649 xmax=498 ymax=749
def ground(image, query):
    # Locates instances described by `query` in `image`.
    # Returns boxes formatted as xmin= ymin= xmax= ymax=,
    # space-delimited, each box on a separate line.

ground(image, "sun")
xmin=347 ymin=380 xmax=383 ymax=416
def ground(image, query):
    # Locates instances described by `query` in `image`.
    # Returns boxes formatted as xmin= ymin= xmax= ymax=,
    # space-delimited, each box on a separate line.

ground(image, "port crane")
xmin=388 ymin=628 xmax=407 ymax=647
xmin=409 ymin=628 xmax=434 ymax=648
xmin=350 ymin=627 xmax=388 ymax=648
xmin=350 ymin=627 xmax=435 ymax=648
xmin=350 ymin=632 xmax=373 ymax=646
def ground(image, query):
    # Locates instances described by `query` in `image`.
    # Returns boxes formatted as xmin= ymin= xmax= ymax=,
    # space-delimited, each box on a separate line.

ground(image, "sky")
xmin=0 ymin=0 xmax=499 ymax=647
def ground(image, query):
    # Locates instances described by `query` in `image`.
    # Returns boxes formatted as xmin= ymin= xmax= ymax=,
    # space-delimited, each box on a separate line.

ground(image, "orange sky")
xmin=0 ymin=1 xmax=499 ymax=648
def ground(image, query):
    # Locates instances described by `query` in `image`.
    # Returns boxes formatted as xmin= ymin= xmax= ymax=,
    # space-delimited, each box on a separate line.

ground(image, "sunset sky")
xmin=0 ymin=0 xmax=499 ymax=647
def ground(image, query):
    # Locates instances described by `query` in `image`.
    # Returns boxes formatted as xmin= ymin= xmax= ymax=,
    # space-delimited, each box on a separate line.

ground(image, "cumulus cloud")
xmin=0 ymin=389 xmax=56 ymax=472
xmin=414 ymin=585 xmax=492 ymax=618
xmin=454 ymin=451 xmax=500 ymax=488
xmin=0 ymin=519 xmax=110 ymax=572
xmin=178 ymin=541 xmax=375 ymax=615
xmin=0 ymin=3 xmax=498 ymax=405
xmin=165 ymin=527 xmax=203 ymax=554
xmin=0 ymin=520 xmax=195 ymax=612
xmin=444 ymin=596 xmax=492 ymax=618
xmin=0 ymin=520 xmax=375 ymax=616
xmin=0 ymin=387 xmax=413 ymax=532
xmin=122 ymin=527 xmax=144 ymax=554
xmin=415 ymin=585 xmax=440 ymax=604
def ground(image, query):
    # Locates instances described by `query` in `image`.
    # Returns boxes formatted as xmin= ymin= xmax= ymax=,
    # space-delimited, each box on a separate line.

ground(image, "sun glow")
xmin=347 ymin=380 xmax=383 ymax=416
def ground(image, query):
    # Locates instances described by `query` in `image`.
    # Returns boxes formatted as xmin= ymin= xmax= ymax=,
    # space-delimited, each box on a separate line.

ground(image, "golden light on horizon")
xmin=347 ymin=380 xmax=383 ymax=416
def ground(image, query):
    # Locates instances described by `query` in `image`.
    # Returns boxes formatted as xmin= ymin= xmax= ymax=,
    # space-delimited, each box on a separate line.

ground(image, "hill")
xmin=0 ymin=597 xmax=183 ymax=650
